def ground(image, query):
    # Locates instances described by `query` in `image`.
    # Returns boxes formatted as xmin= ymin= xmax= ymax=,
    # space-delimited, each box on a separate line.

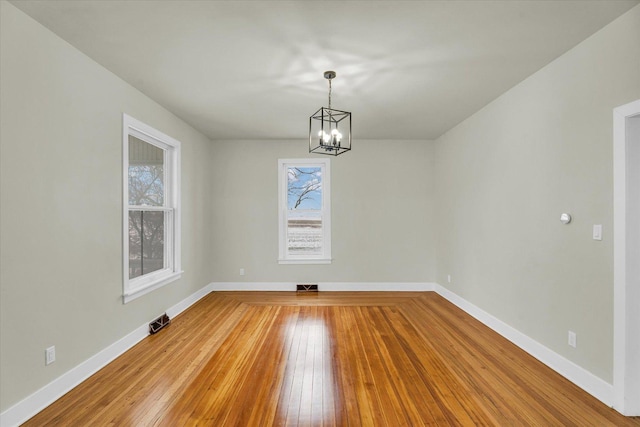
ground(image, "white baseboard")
xmin=433 ymin=283 xmax=614 ymax=406
xmin=320 ymin=282 xmax=434 ymax=291
xmin=0 ymin=283 xmax=215 ymax=427
xmin=210 ymin=282 xmax=435 ymax=292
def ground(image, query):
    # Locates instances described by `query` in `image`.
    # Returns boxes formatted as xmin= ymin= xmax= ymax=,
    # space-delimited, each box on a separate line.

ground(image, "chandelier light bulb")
xmin=318 ymin=131 xmax=330 ymax=144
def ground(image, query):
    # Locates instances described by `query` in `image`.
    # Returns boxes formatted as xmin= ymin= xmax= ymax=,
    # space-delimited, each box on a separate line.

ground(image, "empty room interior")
xmin=2 ymin=0 xmax=640 ymax=425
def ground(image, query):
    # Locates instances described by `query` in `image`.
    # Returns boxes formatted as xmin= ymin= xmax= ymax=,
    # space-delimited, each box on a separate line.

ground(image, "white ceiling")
xmin=10 ymin=0 xmax=639 ymax=141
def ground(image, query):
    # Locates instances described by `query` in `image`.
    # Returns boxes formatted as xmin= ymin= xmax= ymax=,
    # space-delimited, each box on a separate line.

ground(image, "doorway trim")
xmin=613 ymin=99 xmax=640 ymax=415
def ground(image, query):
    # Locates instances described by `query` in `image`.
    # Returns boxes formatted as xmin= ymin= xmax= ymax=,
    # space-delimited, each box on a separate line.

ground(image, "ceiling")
xmin=10 ymin=0 xmax=639 ymax=141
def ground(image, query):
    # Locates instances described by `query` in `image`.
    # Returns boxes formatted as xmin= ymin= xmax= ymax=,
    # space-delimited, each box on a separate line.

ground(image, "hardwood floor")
xmin=24 ymin=292 xmax=640 ymax=426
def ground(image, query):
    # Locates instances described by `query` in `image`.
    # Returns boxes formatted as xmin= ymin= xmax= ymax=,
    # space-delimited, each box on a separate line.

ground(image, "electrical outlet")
xmin=45 ymin=346 xmax=56 ymax=365
xmin=447 ymin=275 xmax=451 ymax=283
xmin=239 ymin=268 xmax=245 ymax=276
xmin=568 ymin=331 xmax=577 ymax=348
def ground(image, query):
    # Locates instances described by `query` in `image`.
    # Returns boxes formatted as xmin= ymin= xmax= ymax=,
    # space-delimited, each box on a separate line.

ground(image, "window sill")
xmin=123 ymin=271 xmax=183 ymax=304
xmin=278 ymin=258 xmax=332 ymax=265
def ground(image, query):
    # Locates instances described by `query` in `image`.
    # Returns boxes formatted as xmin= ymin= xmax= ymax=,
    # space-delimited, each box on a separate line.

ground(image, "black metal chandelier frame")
xmin=309 ymin=71 xmax=352 ymax=156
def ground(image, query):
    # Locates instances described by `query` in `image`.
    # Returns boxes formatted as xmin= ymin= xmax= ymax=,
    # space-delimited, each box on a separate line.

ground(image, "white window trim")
xmin=278 ymin=158 xmax=332 ymax=264
xmin=123 ymin=114 xmax=182 ymax=303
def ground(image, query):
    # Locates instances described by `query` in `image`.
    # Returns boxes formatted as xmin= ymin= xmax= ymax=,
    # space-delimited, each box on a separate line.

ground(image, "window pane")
xmin=128 ymin=136 xmax=164 ymax=206
xmin=142 ymin=211 xmax=164 ymax=275
xmin=129 ymin=211 xmax=142 ymax=279
xmin=287 ymin=211 xmax=323 ymax=255
xmin=128 ymin=210 xmax=165 ymax=279
xmin=287 ymin=167 xmax=322 ymax=210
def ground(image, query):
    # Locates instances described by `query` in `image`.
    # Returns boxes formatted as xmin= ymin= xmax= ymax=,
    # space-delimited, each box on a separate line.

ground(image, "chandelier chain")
xmin=328 ymin=78 xmax=332 ymax=110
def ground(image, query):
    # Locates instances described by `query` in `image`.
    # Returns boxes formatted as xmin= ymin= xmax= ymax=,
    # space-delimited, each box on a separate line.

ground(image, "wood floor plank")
xmin=339 ymin=306 xmax=384 ymax=426
xmin=360 ymin=308 xmax=429 ymax=425
xmin=351 ymin=307 xmax=405 ymax=427
xmin=275 ymin=308 xmax=303 ymax=425
xmin=241 ymin=308 xmax=294 ymax=427
xmin=22 ymin=291 xmax=640 ymax=426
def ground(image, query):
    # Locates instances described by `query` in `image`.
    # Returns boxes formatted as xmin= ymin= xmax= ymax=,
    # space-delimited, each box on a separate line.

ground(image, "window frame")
xmin=278 ymin=158 xmax=331 ymax=264
xmin=122 ymin=114 xmax=181 ymax=303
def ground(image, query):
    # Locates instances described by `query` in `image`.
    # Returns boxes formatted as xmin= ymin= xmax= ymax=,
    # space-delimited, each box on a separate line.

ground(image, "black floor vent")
xmin=297 ymin=283 xmax=318 ymax=292
xmin=149 ymin=313 xmax=171 ymax=334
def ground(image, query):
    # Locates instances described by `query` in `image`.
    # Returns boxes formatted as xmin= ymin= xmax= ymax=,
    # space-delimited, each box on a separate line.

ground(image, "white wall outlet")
xmin=592 ymin=224 xmax=602 ymax=241
xmin=568 ymin=331 xmax=577 ymax=348
xmin=45 ymin=346 xmax=56 ymax=365
xmin=239 ymin=268 xmax=245 ymax=276
xmin=447 ymin=274 xmax=451 ymax=283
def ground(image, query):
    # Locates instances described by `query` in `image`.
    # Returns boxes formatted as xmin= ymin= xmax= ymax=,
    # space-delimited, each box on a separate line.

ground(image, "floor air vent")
xmin=297 ymin=283 xmax=318 ymax=292
xmin=149 ymin=313 xmax=170 ymax=334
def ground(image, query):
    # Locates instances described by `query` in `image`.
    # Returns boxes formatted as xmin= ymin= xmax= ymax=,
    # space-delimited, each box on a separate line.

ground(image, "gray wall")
xmin=434 ymin=5 xmax=640 ymax=382
xmin=210 ymin=139 xmax=436 ymax=284
xmin=0 ymin=1 xmax=214 ymax=411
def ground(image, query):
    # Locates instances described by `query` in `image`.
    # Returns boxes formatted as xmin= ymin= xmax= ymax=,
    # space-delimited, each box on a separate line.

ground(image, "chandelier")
xmin=309 ymin=71 xmax=351 ymax=156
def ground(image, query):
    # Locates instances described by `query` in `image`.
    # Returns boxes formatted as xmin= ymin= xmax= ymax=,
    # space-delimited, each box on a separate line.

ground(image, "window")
xmin=123 ymin=114 xmax=181 ymax=303
xmin=278 ymin=158 xmax=331 ymax=264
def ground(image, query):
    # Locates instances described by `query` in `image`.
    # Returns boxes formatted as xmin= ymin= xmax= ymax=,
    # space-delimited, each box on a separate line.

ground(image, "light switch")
xmin=593 ymin=225 xmax=602 ymax=241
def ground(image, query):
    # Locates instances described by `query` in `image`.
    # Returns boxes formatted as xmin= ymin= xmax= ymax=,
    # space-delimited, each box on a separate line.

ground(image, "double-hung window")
xmin=278 ymin=158 xmax=331 ymax=264
xmin=123 ymin=114 xmax=181 ymax=303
